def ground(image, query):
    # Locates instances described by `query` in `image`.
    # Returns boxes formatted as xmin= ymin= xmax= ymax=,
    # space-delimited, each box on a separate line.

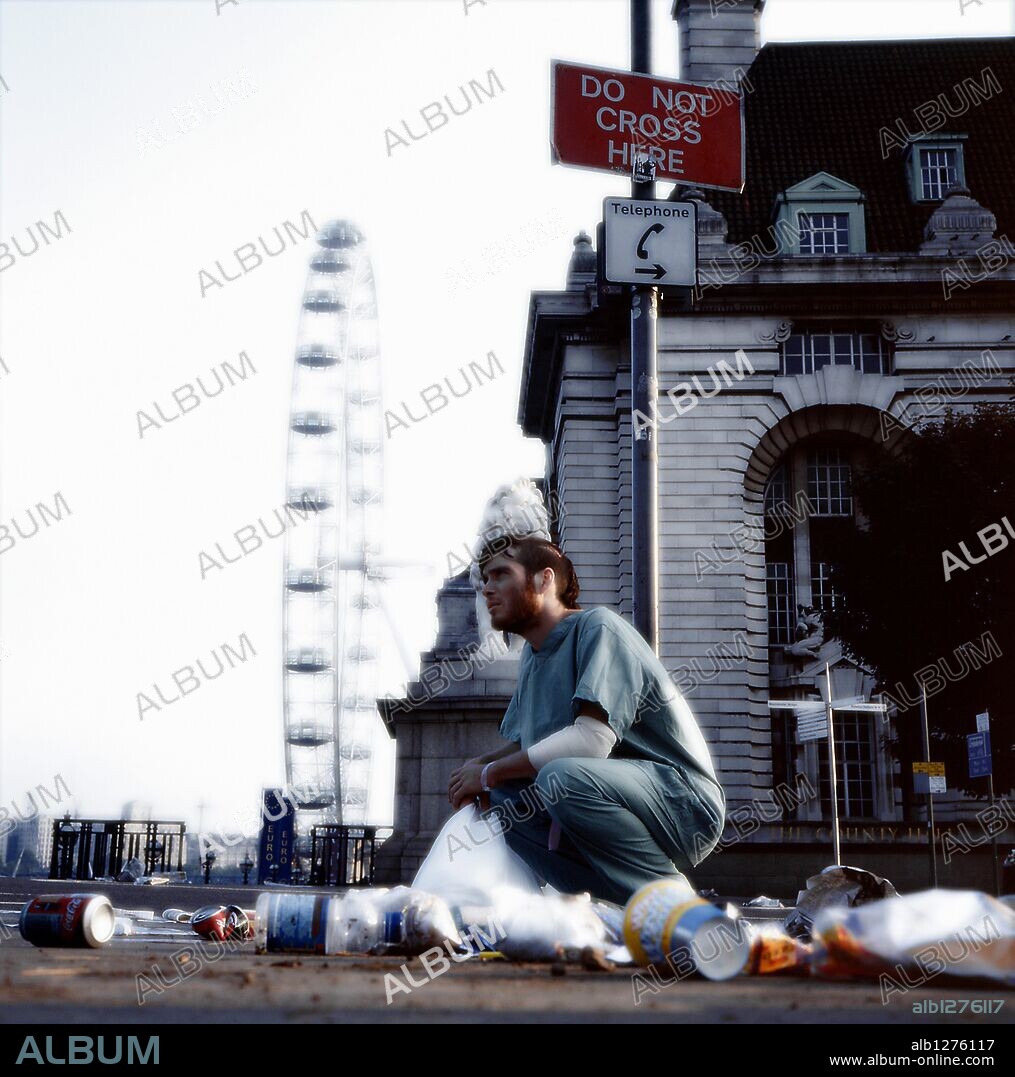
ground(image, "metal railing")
xmin=308 ymin=825 xmax=390 ymax=886
xmin=49 ymin=816 xmax=186 ymax=881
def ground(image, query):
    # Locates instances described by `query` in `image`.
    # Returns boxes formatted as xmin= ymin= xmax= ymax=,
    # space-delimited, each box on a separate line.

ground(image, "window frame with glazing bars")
xmin=905 ymin=137 xmax=967 ymax=203
xmin=766 ymin=561 xmax=796 ymax=646
xmin=807 ymin=448 xmax=854 ymax=517
xmin=781 ymin=329 xmax=891 ymax=377
xmin=797 ymin=212 xmax=850 ymax=255
xmin=816 ymin=709 xmax=878 ymax=820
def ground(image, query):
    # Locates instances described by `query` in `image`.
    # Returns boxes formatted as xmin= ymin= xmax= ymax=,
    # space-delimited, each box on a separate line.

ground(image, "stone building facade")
xmin=377 ymin=1 xmax=1015 ymax=894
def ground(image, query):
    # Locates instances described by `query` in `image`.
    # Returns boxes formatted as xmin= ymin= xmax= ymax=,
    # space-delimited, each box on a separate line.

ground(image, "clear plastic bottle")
xmin=326 ymin=890 xmax=382 ymax=953
xmin=254 ymin=890 xmax=387 ymax=955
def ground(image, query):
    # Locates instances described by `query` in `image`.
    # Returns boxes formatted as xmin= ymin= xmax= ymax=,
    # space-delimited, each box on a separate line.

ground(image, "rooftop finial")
xmin=566 ymin=230 xmax=597 ymax=290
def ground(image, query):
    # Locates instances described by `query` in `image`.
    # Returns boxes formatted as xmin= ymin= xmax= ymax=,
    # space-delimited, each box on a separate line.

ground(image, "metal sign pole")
xmin=983 ymin=710 xmax=1001 ymax=897
xmin=630 ymin=0 xmax=659 ymax=653
xmin=824 ymin=663 xmax=841 ymax=866
xmin=921 ymin=685 xmax=938 ymax=887
xmin=988 ymin=770 xmax=1001 ymax=897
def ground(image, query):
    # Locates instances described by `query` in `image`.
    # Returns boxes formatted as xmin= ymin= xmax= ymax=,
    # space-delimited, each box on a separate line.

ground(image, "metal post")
xmin=921 ymin=685 xmax=938 ymax=887
xmin=630 ymin=0 xmax=659 ymax=653
xmin=824 ymin=663 xmax=841 ymax=866
xmin=988 ymin=771 xmax=1001 ymax=897
xmin=49 ymin=820 xmax=60 ymax=879
xmin=979 ymin=708 xmax=1001 ymax=897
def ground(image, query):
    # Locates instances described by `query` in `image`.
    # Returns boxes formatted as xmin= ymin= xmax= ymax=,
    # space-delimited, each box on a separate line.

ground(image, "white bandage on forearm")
xmin=526 ymin=715 xmax=617 ymax=771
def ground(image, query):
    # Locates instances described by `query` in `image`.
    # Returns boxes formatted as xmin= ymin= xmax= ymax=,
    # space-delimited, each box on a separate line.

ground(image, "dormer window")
xmin=799 ymin=213 xmax=850 ymax=255
xmin=921 ymin=148 xmax=958 ymax=200
xmin=905 ymin=135 xmax=967 ymax=202
xmin=773 ymin=172 xmax=866 ymax=255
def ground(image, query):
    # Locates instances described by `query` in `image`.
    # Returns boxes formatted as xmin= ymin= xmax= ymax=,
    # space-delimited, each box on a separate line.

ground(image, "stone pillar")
xmin=373 ymin=570 xmax=520 ymax=884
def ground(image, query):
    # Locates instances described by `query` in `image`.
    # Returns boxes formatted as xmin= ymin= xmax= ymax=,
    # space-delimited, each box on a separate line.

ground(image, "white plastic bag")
xmin=412 ymin=803 xmax=542 ymax=907
xmin=411 ymin=804 xmax=614 ymax=961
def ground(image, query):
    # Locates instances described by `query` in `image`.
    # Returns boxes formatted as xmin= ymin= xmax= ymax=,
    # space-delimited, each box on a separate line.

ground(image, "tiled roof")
xmin=693 ymin=37 xmax=1015 ymax=252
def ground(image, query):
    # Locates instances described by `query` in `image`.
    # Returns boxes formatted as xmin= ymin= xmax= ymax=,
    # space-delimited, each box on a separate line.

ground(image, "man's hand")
xmin=447 ymin=761 xmax=486 ymax=810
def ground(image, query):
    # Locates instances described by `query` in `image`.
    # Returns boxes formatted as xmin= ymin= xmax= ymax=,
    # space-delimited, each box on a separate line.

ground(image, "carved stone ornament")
xmin=785 ymin=604 xmax=824 ymax=661
xmin=758 ymin=320 xmax=794 ymax=344
xmin=880 ymin=321 xmax=916 ymax=344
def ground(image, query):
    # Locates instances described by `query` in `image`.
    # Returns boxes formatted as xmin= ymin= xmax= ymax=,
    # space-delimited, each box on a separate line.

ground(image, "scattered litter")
xmin=623 ymin=879 xmax=750 ymax=980
xmin=377 ymin=887 xmax=461 ymax=954
xmin=744 ymin=895 xmax=786 ymax=908
xmin=251 ymin=890 xmax=453 ymax=956
xmin=114 ymin=908 xmax=156 ymax=920
xmin=19 ymin=894 xmax=116 ymax=949
xmin=116 ymin=858 xmax=144 ymax=883
xmin=191 ymin=905 xmax=254 ymax=942
xmin=743 ymin=923 xmax=811 ymax=976
xmin=590 ymin=900 xmax=625 ymax=944
xmin=811 ymin=888 xmax=1015 ymax=986
xmin=254 ymin=893 xmax=338 ymax=955
xmin=334 ymin=890 xmax=388 ymax=952
xmin=21 ymin=967 xmax=87 ymax=977
xmin=492 ymin=888 xmax=608 ymax=961
xmin=161 ymin=908 xmax=192 ymax=923
xmin=784 ymin=865 xmax=897 ymax=940
xmin=407 ymin=802 xmax=617 ymax=962
xmin=581 ymin=946 xmax=615 ymax=972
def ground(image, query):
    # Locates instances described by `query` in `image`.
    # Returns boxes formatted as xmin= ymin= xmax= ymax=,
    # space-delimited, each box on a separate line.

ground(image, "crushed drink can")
xmin=191 ymin=904 xmax=253 ymax=942
xmin=20 ymin=894 xmax=116 ymax=949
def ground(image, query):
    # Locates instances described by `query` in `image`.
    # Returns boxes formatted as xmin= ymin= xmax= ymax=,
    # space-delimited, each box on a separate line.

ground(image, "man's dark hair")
xmin=476 ymin=535 xmax=581 ymax=610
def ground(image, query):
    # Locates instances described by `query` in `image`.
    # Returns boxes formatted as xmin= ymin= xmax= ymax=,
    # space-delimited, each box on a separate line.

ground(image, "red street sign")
xmin=551 ymin=60 xmax=745 ymax=192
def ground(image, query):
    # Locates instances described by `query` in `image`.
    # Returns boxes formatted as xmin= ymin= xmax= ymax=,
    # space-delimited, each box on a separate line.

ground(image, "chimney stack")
xmin=673 ymin=0 xmax=765 ymax=87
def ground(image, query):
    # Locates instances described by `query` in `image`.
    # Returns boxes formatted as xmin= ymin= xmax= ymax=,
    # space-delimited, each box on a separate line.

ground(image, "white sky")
xmin=1 ymin=0 xmax=1012 ymax=837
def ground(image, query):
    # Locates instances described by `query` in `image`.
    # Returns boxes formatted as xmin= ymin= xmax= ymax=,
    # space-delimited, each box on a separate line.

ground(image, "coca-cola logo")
xmin=63 ymin=896 xmax=83 ymax=934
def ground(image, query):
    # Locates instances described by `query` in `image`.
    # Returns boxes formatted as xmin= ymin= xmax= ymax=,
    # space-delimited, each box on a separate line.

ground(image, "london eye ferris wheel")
xmin=282 ymin=219 xmax=415 ymax=839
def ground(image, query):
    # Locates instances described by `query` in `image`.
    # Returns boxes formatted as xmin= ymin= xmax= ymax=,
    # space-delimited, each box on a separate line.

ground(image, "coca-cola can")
xmin=191 ymin=904 xmax=253 ymax=942
xmin=19 ymin=893 xmax=116 ymax=948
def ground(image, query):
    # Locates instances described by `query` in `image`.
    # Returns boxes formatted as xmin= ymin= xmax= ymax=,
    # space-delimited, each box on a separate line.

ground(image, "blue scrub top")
xmin=498 ymin=606 xmax=726 ymax=861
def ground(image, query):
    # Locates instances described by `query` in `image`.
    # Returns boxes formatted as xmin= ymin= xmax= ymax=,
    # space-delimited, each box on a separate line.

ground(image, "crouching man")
xmin=447 ymin=536 xmax=726 ymax=907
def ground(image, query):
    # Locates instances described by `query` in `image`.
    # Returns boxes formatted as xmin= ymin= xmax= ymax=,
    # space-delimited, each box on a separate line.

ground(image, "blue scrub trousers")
xmin=486 ymin=757 xmax=700 ymax=907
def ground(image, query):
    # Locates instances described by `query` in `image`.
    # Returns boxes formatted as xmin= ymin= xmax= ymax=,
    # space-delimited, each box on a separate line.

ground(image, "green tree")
xmin=825 ymin=402 xmax=1015 ymax=798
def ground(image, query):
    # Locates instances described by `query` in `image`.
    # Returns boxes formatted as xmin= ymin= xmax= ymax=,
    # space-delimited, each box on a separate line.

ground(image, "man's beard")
xmin=493 ymin=581 xmax=542 ymax=635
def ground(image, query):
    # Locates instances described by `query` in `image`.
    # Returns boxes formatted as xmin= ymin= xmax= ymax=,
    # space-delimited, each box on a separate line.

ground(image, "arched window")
xmin=765 ymin=436 xmax=878 ymax=821
xmin=764 ymin=438 xmax=863 ymax=640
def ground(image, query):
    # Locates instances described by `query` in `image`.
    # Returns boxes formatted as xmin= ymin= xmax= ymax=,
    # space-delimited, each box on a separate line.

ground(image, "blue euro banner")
xmin=257 ymin=788 xmax=296 ymax=884
xmin=967 ymin=731 xmax=992 ymax=779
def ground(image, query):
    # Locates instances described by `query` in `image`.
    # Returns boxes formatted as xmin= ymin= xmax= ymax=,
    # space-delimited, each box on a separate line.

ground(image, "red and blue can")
xmin=19 ymin=893 xmax=116 ymax=948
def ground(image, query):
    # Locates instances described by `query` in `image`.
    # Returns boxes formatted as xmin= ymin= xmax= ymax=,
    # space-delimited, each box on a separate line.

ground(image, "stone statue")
xmin=468 ymin=478 xmax=553 ymax=648
xmin=786 ymin=604 xmax=824 ymax=660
